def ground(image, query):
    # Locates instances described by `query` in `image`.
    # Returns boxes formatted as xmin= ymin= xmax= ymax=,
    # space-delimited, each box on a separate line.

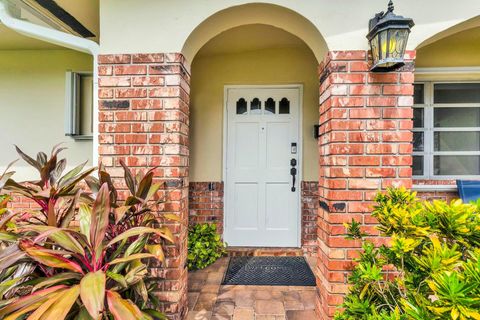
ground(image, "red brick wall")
xmin=7 ymin=194 xmax=38 ymax=210
xmin=188 ymin=182 xmax=224 ymax=235
xmin=417 ymin=190 xmax=458 ymax=202
xmin=316 ymin=50 xmax=415 ymax=319
xmin=414 ymin=179 xmax=459 ymax=202
xmin=301 ymin=181 xmax=319 ymax=255
xmin=98 ymin=53 xmax=190 ymax=319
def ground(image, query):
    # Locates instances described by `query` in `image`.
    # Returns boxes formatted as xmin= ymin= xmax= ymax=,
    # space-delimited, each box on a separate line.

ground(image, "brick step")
xmin=226 ymin=247 xmax=304 ymax=257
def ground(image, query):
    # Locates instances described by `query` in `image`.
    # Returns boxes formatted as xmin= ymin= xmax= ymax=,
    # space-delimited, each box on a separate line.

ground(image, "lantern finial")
xmin=387 ymin=1 xmax=394 ymax=13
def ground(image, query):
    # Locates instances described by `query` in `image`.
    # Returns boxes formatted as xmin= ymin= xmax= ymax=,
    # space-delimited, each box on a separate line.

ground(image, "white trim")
xmin=223 ymin=84 xmax=303 ymax=248
xmin=416 ymin=67 xmax=480 ymax=75
xmin=0 ymin=0 xmax=99 ymax=166
xmin=412 ymin=184 xmax=457 ymax=192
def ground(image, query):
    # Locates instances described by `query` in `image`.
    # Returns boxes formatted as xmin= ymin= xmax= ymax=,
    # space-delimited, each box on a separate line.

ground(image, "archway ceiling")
xmin=195 ymin=24 xmax=310 ymax=58
xmin=416 ymin=26 xmax=480 ymax=68
xmin=181 ymin=3 xmax=328 ymax=63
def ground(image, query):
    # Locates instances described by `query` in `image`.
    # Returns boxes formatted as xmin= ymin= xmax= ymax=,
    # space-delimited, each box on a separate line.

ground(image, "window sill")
xmin=70 ymin=135 xmax=93 ymax=141
xmin=412 ymin=184 xmax=457 ymax=192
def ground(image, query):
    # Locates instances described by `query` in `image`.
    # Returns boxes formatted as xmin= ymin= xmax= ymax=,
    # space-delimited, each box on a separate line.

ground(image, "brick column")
xmin=98 ymin=53 xmax=190 ymax=319
xmin=316 ymin=50 xmax=415 ymax=319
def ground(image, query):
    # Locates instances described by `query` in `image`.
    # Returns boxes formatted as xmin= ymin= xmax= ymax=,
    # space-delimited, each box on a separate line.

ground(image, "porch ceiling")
xmin=55 ymin=0 xmax=99 ymax=39
xmin=0 ymin=24 xmax=61 ymax=49
xmin=417 ymin=26 xmax=480 ymax=67
xmin=196 ymin=24 xmax=310 ymax=58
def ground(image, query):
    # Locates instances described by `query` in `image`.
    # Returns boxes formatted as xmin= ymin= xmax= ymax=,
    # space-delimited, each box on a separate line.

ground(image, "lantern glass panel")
xmin=370 ymin=34 xmax=380 ymax=65
xmin=379 ymin=29 xmax=388 ymax=61
xmin=390 ymin=29 xmax=408 ymax=60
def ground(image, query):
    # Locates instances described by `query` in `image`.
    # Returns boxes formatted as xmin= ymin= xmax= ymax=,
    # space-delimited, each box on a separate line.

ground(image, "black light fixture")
xmin=367 ymin=1 xmax=414 ymax=72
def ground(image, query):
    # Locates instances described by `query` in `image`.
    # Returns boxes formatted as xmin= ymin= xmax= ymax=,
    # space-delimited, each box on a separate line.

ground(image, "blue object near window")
xmin=456 ymin=180 xmax=480 ymax=203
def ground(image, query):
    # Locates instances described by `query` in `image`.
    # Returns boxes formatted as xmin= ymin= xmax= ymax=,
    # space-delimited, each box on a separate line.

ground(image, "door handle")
xmin=290 ymin=158 xmax=297 ymax=192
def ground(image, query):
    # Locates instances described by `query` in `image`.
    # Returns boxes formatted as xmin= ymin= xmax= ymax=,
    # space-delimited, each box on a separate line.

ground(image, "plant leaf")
xmin=106 ymin=271 xmax=127 ymax=288
xmin=109 ymin=253 xmax=156 ymax=265
xmin=136 ymin=171 xmax=153 ymax=200
xmin=57 ymin=161 xmax=87 ymax=188
xmin=78 ymin=204 xmax=92 ymax=242
xmin=25 ymin=290 xmax=64 ymax=320
xmin=51 ymin=158 xmax=67 ymax=184
xmin=36 ymin=152 xmax=48 ymax=166
xmin=75 ymin=307 xmax=95 ymax=320
xmin=120 ymin=160 xmax=136 ymax=195
xmin=36 ymin=285 xmax=80 ymax=320
xmin=0 ymin=244 xmax=26 ymax=270
xmin=15 ymin=145 xmax=41 ymax=171
xmin=0 ymin=170 xmax=15 ymax=191
xmin=47 ymin=198 xmax=56 ymax=227
xmin=28 ymin=226 xmax=85 ymax=255
xmin=0 ymin=232 xmax=18 ymax=242
xmin=19 ymin=240 xmax=84 ymax=274
xmin=145 ymin=244 xmax=165 ymax=263
xmin=0 ymin=285 xmax=66 ymax=318
xmin=114 ymin=206 xmax=130 ymax=224
xmin=163 ymin=214 xmax=180 ymax=222
xmin=80 ymin=271 xmax=106 ymax=319
xmin=90 ymin=183 xmax=110 ymax=249
xmin=106 ymin=290 xmax=144 ymax=320
xmin=59 ymin=189 xmax=82 ymax=228
xmin=32 ymin=273 xmax=82 ymax=292
xmin=107 ymin=227 xmax=174 ymax=248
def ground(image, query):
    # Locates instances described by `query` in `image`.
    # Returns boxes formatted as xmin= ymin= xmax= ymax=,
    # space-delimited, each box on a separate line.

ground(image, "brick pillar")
xmin=98 ymin=53 xmax=190 ymax=319
xmin=316 ymin=50 xmax=415 ymax=319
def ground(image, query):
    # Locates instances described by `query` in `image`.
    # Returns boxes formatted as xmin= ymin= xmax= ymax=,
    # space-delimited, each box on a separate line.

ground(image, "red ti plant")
xmin=5 ymin=145 xmax=96 ymax=227
xmin=0 ymin=146 xmax=177 ymax=319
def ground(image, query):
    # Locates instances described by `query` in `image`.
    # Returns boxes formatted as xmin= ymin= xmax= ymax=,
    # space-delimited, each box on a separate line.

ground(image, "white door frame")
xmin=222 ymin=84 xmax=303 ymax=247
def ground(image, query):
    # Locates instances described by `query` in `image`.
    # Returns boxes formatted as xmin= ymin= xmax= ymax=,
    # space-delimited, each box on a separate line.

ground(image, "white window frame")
xmin=65 ymin=71 xmax=93 ymax=140
xmin=413 ymin=81 xmax=480 ymax=179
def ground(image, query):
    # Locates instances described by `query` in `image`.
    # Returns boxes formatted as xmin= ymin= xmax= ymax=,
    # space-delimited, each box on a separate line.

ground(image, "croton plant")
xmin=0 ymin=145 xmax=176 ymax=319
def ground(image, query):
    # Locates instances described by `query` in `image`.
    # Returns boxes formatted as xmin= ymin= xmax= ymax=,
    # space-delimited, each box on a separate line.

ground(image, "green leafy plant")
xmin=187 ymin=223 xmax=226 ymax=270
xmin=0 ymin=146 xmax=175 ymax=319
xmin=335 ymin=187 xmax=480 ymax=320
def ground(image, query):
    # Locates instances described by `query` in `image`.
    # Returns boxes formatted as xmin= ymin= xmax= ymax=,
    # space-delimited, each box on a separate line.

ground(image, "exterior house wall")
xmin=0 ymin=50 xmax=93 ymax=180
xmin=95 ymin=2 xmax=479 ymax=318
xmin=99 ymin=0 xmax=480 ymax=56
xmin=2 ymin=1 xmax=480 ymax=319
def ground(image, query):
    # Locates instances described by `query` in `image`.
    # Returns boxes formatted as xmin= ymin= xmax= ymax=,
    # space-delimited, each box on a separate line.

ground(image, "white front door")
xmin=225 ymin=86 xmax=301 ymax=247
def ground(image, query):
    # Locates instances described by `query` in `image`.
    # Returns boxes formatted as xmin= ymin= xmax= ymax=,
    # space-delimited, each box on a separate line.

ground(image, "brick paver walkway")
xmin=187 ymin=257 xmax=317 ymax=320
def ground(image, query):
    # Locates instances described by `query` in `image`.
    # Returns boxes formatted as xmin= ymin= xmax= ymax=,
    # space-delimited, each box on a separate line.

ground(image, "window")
xmin=236 ymin=98 xmax=247 ymax=114
xmin=234 ymin=97 xmax=291 ymax=115
xmin=65 ymin=71 xmax=93 ymax=139
xmin=413 ymin=82 xmax=480 ymax=178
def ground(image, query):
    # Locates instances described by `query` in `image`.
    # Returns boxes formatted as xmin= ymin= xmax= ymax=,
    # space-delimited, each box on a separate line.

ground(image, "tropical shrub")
xmin=0 ymin=146 xmax=175 ymax=319
xmin=335 ymin=187 xmax=480 ymax=320
xmin=187 ymin=223 xmax=226 ymax=270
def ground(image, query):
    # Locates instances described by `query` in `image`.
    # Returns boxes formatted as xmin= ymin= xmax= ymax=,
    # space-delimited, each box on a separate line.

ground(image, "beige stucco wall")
xmin=416 ymin=27 xmax=480 ymax=68
xmin=0 ymin=50 xmax=93 ymax=180
xmin=99 ymin=0 xmax=480 ymax=58
xmin=190 ymin=46 xmax=319 ymax=182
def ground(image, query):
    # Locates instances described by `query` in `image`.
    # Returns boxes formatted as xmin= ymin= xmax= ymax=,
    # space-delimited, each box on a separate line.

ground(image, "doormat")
xmin=222 ymin=256 xmax=316 ymax=286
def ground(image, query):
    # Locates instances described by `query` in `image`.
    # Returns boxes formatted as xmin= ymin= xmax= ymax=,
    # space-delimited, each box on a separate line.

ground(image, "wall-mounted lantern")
xmin=367 ymin=1 xmax=414 ymax=72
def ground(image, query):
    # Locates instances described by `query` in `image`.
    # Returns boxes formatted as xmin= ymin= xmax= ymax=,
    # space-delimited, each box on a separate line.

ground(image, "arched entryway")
xmin=188 ymin=23 xmax=320 ymax=249
xmin=183 ymin=4 xmax=325 ymax=317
